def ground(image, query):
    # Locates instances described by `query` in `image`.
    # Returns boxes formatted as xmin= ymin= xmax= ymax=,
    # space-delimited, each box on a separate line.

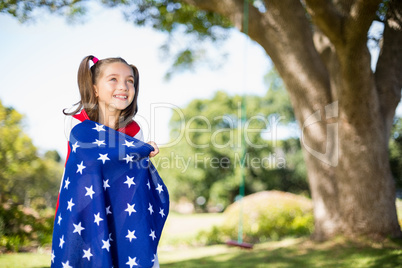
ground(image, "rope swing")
xmin=226 ymin=0 xmax=253 ymax=249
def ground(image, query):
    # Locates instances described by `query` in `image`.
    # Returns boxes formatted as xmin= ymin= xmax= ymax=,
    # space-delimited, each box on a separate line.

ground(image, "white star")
xmin=51 ymin=250 xmax=55 ymax=263
xmin=106 ymin=206 xmax=112 ymax=215
xmin=92 ymin=139 xmax=106 ymax=146
xmin=98 ymin=153 xmax=110 ymax=164
xmin=72 ymin=141 xmax=80 ymax=152
xmin=126 ymin=230 xmax=137 ymax=242
xmin=83 ymin=248 xmax=93 ymax=261
xmin=103 ymin=179 xmax=110 ymax=191
xmin=156 ymin=184 xmax=164 ymax=194
xmin=64 ymin=177 xmax=70 ymax=189
xmin=123 ymin=140 xmax=135 ymax=147
xmin=94 ymin=212 xmax=104 ymax=226
xmin=77 ymin=161 xmax=86 ymax=174
xmin=67 ymin=198 xmax=75 ymax=211
xmin=73 ymin=222 xmax=85 ymax=235
xmin=62 ymin=260 xmax=72 ymax=268
xmin=159 ymin=208 xmax=165 ymax=218
xmin=126 ymin=256 xmax=138 ymax=268
xmin=57 ymin=214 xmax=62 ymax=225
xmin=109 ymin=233 xmax=114 ymax=241
xmin=152 ymin=254 xmax=156 ymax=263
xmin=147 ymin=180 xmax=151 ymax=190
xmin=148 ymin=203 xmax=154 ymax=215
xmin=59 ymin=235 xmax=65 ymax=248
xmin=149 ymin=230 xmax=156 ymax=241
xmin=124 ymin=176 xmax=136 ymax=188
xmin=93 ymin=123 xmax=105 ymax=132
xmin=125 ymin=203 xmax=136 ymax=216
xmin=102 ymin=239 xmax=111 ymax=252
xmin=123 ymin=154 xmax=134 ymax=163
xmin=85 ymin=186 xmax=95 ymax=199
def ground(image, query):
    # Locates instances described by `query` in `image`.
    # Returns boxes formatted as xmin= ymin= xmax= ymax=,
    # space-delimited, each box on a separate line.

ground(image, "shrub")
xmin=196 ymin=191 xmax=314 ymax=245
xmin=0 ymin=202 xmax=54 ymax=252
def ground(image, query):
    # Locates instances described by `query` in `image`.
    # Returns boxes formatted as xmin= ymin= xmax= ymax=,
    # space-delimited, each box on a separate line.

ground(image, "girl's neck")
xmin=98 ymin=103 xmax=121 ymax=129
xmin=99 ymin=115 xmax=117 ymax=129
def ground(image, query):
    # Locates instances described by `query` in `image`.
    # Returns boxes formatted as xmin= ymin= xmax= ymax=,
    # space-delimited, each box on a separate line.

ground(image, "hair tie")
xmin=89 ymin=56 xmax=99 ymax=69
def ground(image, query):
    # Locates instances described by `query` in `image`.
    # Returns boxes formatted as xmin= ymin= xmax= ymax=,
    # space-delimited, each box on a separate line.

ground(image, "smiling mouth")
xmin=113 ymin=95 xmax=128 ymax=100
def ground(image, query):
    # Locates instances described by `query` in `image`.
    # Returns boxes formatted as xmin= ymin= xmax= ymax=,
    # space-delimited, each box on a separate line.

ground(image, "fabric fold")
xmin=51 ymin=120 xmax=169 ymax=268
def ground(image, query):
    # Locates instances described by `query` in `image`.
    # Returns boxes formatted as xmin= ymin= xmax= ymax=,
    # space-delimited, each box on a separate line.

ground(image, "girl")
xmin=51 ymin=55 xmax=169 ymax=268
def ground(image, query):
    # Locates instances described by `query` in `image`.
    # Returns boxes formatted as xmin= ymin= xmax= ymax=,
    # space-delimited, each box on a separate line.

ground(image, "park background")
xmin=1 ymin=0 xmax=402 ymax=267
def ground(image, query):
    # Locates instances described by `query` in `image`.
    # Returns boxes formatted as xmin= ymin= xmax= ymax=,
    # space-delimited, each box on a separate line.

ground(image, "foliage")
xmin=0 ymin=202 xmax=54 ymax=252
xmin=123 ymin=0 xmax=232 ymax=77
xmin=156 ymin=74 xmax=308 ymax=211
xmin=0 ymin=100 xmax=63 ymax=252
xmin=0 ymin=100 xmax=63 ymax=208
xmin=389 ymin=117 xmax=402 ymax=189
xmin=196 ymin=191 xmax=314 ymax=245
xmin=0 ymin=0 xmax=87 ymax=23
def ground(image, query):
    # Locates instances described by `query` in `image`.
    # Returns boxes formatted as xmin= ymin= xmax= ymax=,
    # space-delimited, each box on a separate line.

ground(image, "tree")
xmin=179 ymin=0 xmax=402 ymax=241
xmin=0 ymin=100 xmax=62 ymax=207
xmin=3 ymin=0 xmax=402 ymax=240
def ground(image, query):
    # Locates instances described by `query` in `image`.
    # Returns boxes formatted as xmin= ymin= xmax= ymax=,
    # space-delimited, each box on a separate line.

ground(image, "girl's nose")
xmin=119 ymin=82 xmax=128 ymax=91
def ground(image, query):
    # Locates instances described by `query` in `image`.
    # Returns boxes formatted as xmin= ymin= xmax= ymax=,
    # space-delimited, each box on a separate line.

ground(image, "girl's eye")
xmin=110 ymin=78 xmax=117 ymax=82
xmin=128 ymin=80 xmax=134 ymax=84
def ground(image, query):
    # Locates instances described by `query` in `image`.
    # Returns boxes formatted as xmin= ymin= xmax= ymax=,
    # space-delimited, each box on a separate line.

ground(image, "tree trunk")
xmin=184 ymin=0 xmax=402 ymax=240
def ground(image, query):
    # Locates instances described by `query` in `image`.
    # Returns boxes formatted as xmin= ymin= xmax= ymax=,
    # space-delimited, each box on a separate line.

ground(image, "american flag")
xmin=51 ymin=120 xmax=169 ymax=267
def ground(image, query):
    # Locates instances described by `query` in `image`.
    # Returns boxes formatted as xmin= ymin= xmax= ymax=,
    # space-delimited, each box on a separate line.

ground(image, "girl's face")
xmin=94 ymin=62 xmax=135 ymax=118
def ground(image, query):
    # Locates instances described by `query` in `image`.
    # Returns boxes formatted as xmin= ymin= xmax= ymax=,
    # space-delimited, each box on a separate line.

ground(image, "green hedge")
xmin=197 ymin=191 xmax=313 ymax=245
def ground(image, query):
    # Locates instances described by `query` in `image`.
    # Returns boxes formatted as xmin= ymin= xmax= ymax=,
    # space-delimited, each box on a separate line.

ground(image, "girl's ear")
xmin=93 ymin=85 xmax=98 ymax=97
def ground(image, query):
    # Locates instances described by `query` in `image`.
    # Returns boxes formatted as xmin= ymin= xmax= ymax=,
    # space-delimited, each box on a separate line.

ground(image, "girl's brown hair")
xmin=64 ymin=55 xmax=140 ymax=129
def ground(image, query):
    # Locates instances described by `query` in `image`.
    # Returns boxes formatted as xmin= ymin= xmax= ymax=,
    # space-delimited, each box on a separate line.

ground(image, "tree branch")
xmin=304 ymin=0 xmax=345 ymax=46
xmin=183 ymin=0 xmax=333 ymax=120
xmin=181 ymin=0 xmax=244 ymax=28
xmin=345 ymin=0 xmax=383 ymax=49
xmin=375 ymin=0 xmax=402 ymax=138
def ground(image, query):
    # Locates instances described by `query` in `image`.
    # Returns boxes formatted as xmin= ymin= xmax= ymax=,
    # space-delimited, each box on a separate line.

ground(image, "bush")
xmin=0 ymin=202 xmax=54 ymax=252
xmin=196 ymin=191 xmax=314 ymax=245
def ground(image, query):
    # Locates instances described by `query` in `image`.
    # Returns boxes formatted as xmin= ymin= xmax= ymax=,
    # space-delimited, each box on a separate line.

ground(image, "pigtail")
xmin=64 ymin=55 xmax=99 ymax=122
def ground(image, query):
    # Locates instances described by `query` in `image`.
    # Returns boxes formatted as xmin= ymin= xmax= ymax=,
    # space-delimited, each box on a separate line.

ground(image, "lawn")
xmin=1 ymin=237 xmax=401 ymax=268
xmin=0 ymin=212 xmax=401 ymax=267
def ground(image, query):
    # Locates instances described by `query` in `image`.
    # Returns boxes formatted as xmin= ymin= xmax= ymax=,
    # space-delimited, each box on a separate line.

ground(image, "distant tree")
xmin=0 ymin=100 xmax=62 ymax=207
xmin=389 ymin=117 xmax=402 ymax=191
xmin=158 ymin=69 xmax=307 ymax=211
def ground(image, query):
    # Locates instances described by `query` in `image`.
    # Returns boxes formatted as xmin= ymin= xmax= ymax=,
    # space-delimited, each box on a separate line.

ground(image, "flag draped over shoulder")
xmin=51 ymin=120 xmax=169 ymax=268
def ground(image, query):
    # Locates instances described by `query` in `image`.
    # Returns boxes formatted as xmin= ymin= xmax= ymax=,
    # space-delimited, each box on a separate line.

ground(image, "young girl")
xmin=51 ymin=55 xmax=169 ymax=268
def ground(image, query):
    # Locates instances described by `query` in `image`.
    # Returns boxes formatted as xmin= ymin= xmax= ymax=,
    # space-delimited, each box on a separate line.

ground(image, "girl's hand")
xmin=147 ymin=141 xmax=159 ymax=158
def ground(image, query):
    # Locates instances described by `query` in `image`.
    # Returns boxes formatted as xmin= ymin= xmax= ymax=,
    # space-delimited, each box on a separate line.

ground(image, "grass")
xmin=1 ymin=212 xmax=401 ymax=267
xmin=159 ymin=211 xmax=224 ymax=247
xmin=1 ymin=237 xmax=401 ymax=268
xmin=159 ymin=237 xmax=402 ymax=268
xmin=0 ymin=248 xmax=50 ymax=268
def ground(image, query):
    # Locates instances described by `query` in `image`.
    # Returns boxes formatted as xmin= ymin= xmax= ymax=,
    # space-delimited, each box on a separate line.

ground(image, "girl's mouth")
xmin=113 ymin=95 xmax=128 ymax=100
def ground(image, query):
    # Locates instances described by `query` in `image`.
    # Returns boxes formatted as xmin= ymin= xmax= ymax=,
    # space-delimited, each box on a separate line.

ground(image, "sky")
xmin=0 ymin=3 xmax=271 ymax=158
